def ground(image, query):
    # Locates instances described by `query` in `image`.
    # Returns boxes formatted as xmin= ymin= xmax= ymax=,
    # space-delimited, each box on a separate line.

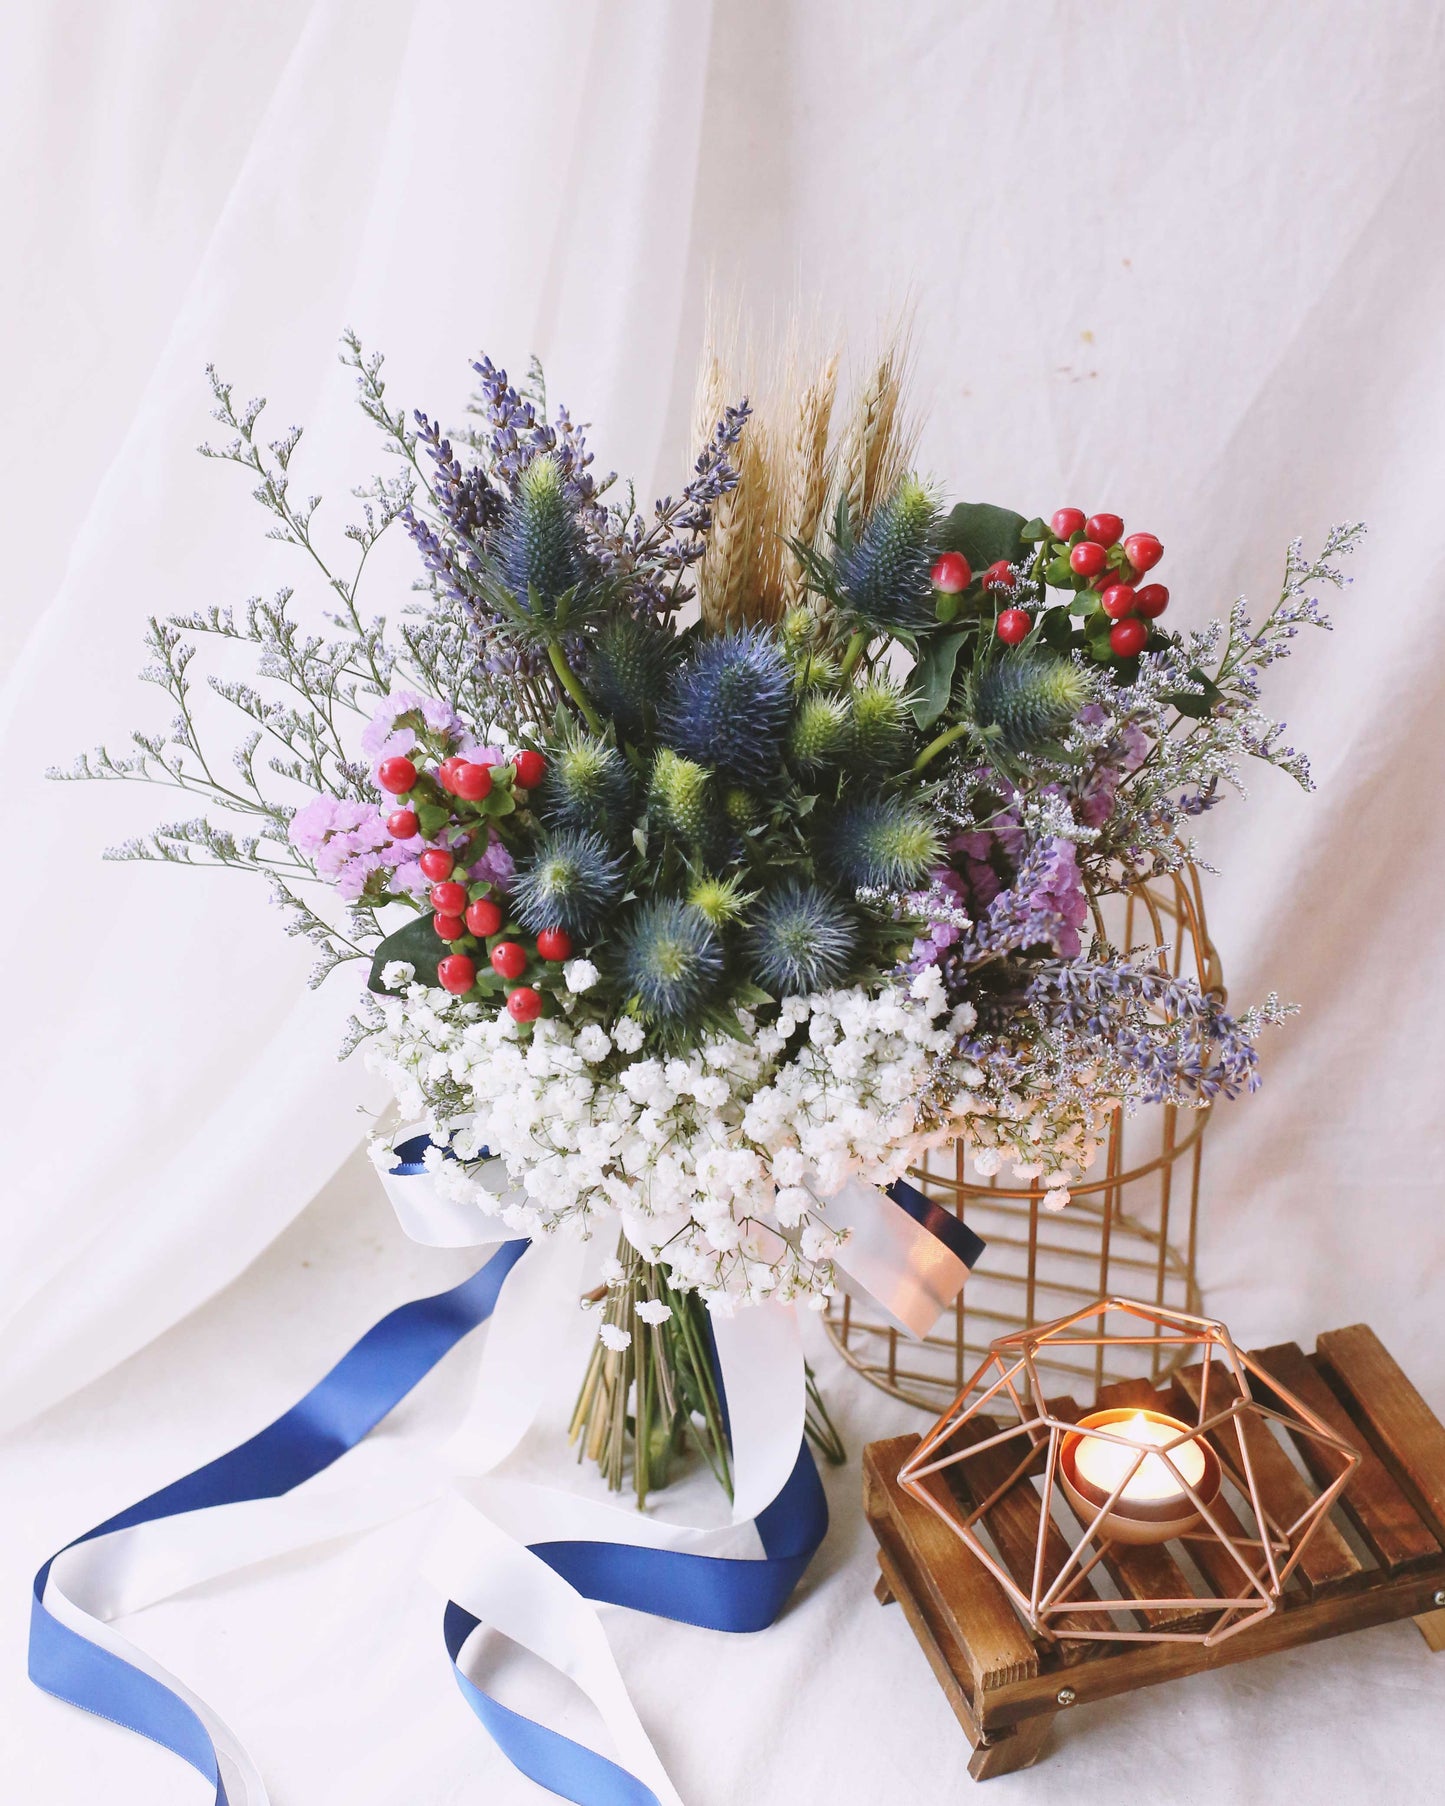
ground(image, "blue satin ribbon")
xmin=28 ymin=1224 xmax=827 ymax=1805
xmin=887 ymin=1175 xmax=987 ymax=1271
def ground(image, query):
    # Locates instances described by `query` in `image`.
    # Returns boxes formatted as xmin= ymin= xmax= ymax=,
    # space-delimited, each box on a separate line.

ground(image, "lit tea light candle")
xmin=1060 ymin=1407 xmax=1220 ymax=1546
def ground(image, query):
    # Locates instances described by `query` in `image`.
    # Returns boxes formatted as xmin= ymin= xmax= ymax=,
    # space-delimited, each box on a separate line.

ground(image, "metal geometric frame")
xmin=898 ymin=1298 xmax=1362 ymax=1646
xmin=827 ymin=868 xmax=1222 ymax=1409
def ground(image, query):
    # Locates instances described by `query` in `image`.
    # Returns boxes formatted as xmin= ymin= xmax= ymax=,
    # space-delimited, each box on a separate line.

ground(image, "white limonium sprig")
xmin=364 ymin=963 xmax=1093 ymax=1308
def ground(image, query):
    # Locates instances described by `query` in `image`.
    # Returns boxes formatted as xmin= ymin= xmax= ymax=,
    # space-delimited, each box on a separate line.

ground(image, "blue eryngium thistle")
xmin=493 ymin=453 xmax=586 ymax=613
xmin=661 ymin=626 xmax=793 ymax=782
xmin=790 ymin=690 xmax=851 ymax=770
xmin=819 ymin=797 xmax=942 ymax=890
xmin=539 ymin=727 xmax=634 ymax=838
xmin=836 ymin=474 xmax=941 ymax=637
xmin=849 ymin=676 xmax=914 ymax=774
xmin=583 ymin=615 xmax=676 ymax=744
xmin=511 ymin=828 xmax=623 ymax=939
xmin=973 ymin=649 xmax=1091 ymax=755
xmin=745 ymin=885 xmax=859 ymax=995
xmin=650 ymin=748 xmax=720 ymax=855
xmin=618 ymin=898 xmax=724 ymax=1024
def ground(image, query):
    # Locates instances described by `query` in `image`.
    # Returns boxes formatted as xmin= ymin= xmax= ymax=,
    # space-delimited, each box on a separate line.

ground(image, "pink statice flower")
xmin=361 ymin=689 xmax=494 ymax=786
xmin=288 ymin=795 xmax=423 ymax=901
xmin=389 ymin=825 xmax=514 ymax=899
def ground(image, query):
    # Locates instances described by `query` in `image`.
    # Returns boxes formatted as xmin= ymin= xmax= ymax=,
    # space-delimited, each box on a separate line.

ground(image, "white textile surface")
xmin=2 ymin=2 xmax=1444 ymax=1801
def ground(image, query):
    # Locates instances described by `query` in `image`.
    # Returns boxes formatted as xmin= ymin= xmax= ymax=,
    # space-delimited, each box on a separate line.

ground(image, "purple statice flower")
xmin=954 ymin=834 xmax=1089 ymax=962
xmin=288 ymin=795 xmax=423 ymax=902
xmin=1074 ymin=706 xmax=1151 ymax=830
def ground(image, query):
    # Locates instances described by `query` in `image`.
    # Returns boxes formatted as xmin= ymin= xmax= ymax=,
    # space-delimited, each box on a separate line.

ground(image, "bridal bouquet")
xmin=60 ymin=328 xmax=1359 ymax=1502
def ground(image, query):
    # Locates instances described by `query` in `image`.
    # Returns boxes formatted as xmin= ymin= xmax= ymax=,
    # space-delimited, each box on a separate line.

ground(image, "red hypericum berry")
xmin=1135 ymin=582 xmax=1170 ymax=618
xmin=930 ymin=551 xmax=972 ymax=593
xmin=1109 ymin=618 xmax=1149 ymax=658
xmin=452 ymin=761 xmax=493 ymax=802
xmin=1085 ymin=512 xmax=1124 ymax=548
xmin=429 ymin=880 xmax=467 ymax=915
xmin=981 ymin=559 xmax=1015 ymax=592
xmin=1051 ymin=507 xmax=1086 ymax=539
xmin=996 ymin=608 xmax=1031 ymax=646
xmin=436 ymin=756 xmax=467 ymax=794
xmin=419 ymin=848 xmax=454 ymax=881
xmin=512 ymin=748 xmax=545 ymax=790
xmin=386 ymin=808 xmax=419 ymax=840
xmin=1101 ymin=582 xmax=1137 ymax=621
xmin=377 ymin=755 xmax=417 ymax=795
xmin=1123 ymin=531 xmax=1163 ymax=572
xmin=465 ymin=897 xmax=503 ymax=937
xmin=506 ymin=985 xmax=543 ymax=1024
xmin=437 ymin=954 xmax=476 ymax=995
xmin=490 ymin=940 xmax=527 ymax=980
xmin=433 ymin=912 xmax=466 ymax=941
xmin=1069 ymin=541 xmax=1108 ymax=578
xmin=536 ymin=927 xmax=573 ymax=962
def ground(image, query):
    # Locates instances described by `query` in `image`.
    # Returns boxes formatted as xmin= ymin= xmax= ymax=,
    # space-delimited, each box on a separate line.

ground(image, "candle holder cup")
xmin=899 ymin=1298 xmax=1361 ymax=1647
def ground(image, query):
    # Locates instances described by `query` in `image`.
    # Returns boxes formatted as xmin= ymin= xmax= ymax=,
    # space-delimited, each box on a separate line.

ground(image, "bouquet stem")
xmin=569 ymin=1236 xmax=733 ymax=1508
xmin=569 ymin=1236 xmax=850 ymax=1507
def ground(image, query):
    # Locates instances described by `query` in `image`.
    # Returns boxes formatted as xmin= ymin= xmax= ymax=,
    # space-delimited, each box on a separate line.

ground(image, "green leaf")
xmin=368 ymin=911 xmax=443 ymax=993
xmin=1164 ymin=666 xmax=1225 ymax=719
xmin=937 ymin=502 xmax=1028 ymax=571
xmin=415 ymin=800 xmax=451 ymax=839
xmin=1020 ymin=516 xmax=1048 ymax=542
xmin=909 ymin=630 xmax=969 ymax=728
xmin=1040 ymin=607 xmax=1075 ymax=650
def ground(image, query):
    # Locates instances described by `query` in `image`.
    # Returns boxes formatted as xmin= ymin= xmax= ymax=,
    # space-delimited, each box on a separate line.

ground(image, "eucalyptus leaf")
xmin=368 ymin=911 xmax=443 ymax=993
xmin=937 ymin=502 xmax=1028 ymax=571
xmin=909 ymin=631 xmax=969 ymax=728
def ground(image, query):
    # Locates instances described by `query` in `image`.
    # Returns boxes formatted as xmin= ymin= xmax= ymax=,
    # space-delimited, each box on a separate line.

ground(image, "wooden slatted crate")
xmin=864 ymin=1324 xmax=1445 ymax=1778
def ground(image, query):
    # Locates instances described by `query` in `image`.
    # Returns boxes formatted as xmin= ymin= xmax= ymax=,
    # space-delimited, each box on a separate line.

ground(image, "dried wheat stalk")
xmin=778 ymin=352 xmax=839 ymax=610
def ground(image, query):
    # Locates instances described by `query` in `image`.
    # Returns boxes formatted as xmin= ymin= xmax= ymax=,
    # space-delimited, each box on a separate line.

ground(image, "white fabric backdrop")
xmin=2 ymin=2 xmax=1443 ymax=1801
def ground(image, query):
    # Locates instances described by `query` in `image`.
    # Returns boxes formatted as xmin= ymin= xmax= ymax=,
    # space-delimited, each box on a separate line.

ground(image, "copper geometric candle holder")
xmin=899 ymin=1298 xmax=1362 ymax=1647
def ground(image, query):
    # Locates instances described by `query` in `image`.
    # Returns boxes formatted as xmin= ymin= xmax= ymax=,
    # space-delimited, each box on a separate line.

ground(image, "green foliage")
xmin=936 ymin=501 xmax=1028 ymax=572
xmin=367 ymin=912 xmax=443 ymax=993
xmin=909 ymin=630 xmax=969 ymax=729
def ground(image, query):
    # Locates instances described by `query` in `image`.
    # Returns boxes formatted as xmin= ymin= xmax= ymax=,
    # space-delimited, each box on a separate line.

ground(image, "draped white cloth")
xmin=2 ymin=2 xmax=1443 ymax=1801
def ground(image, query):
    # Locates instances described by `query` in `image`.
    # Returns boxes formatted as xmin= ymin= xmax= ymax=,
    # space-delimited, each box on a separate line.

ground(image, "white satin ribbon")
xmin=819 ymin=1175 xmax=974 ymax=1339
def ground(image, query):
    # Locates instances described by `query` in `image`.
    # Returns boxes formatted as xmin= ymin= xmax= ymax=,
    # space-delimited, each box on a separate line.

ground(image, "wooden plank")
xmin=873 ymin=1542 xmax=981 ymax=1744
xmin=1315 ymin=1325 xmax=1445 ymax=1541
xmin=1415 ymin=1603 xmax=1445 ymax=1653
xmin=1174 ymin=1361 xmax=1363 ymax=1594
xmin=1252 ymin=1340 xmax=1439 ymax=1571
xmin=967 ymin=1710 xmax=1053 ymax=1780
xmin=864 ymin=1436 xmax=1038 ymax=1695
xmin=1059 ymin=1381 xmax=1213 ymax=1629
xmin=942 ymin=1413 xmax=1106 ymax=1655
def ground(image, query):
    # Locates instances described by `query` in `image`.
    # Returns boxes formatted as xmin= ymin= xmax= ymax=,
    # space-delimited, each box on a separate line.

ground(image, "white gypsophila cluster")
xmin=363 ymin=963 xmax=1067 ymax=1307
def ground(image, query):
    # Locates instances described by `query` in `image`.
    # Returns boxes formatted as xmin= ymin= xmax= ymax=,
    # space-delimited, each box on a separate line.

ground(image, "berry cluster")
xmin=928 ymin=511 xmax=1168 ymax=669
xmin=378 ymin=745 xmax=562 ymax=1020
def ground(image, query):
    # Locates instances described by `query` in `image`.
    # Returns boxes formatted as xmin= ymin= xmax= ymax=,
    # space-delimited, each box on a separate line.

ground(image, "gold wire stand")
xmin=824 ymin=865 xmax=1223 ymax=1412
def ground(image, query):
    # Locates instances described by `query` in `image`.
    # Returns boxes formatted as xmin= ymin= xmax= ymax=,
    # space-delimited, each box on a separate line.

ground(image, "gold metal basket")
xmin=825 ymin=865 xmax=1223 ymax=1412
